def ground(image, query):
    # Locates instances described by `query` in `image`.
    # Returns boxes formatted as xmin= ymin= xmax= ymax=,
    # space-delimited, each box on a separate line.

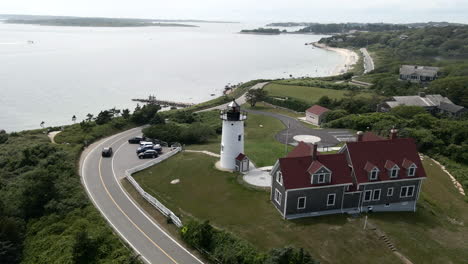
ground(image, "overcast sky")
xmin=1 ymin=0 xmax=468 ymax=23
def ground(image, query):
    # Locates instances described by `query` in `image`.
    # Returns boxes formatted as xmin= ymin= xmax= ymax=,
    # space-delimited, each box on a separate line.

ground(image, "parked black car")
xmin=128 ymin=136 xmax=144 ymax=144
xmin=102 ymin=147 xmax=113 ymax=157
xmin=138 ymin=150 xmax=158 ymax=159
xmin=136 ymin=144 xmax=154 ymax=154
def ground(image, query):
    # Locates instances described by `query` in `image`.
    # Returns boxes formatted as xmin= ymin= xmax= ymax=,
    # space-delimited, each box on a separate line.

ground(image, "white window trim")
xmin=400 ymin=185 xmax=416 ymax=198
xmin=276 ymin=171 xmax=283 ymax=186
xmin=387 ymin=187 xmax=394 ymax=197
xmin=370 ymin=168 xmax=379 ymax=180
xmin=390 ymin=165 xmax=400 ymax=178
xmin=372 ymin=189 xmax=381 ymax=201
xmin=274 ymin=189 xmax=282 ymax=205
xmin=297 ymin=196 xmax=306 ymax=209
xmin=327 ymin=193 xmax=336 ymax=206
xmin=318 ymin=173 xmax=326 ymax=184
xmin=363 ymin=190 xmax=372 ymax=202
xmin=408 ymin=164 xmax=417 ymax=176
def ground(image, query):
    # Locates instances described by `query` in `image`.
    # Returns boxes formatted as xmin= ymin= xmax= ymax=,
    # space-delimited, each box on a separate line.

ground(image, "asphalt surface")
xmin=80 ymin=127 xmax=203 ymax=264
xmin=360 ymin=48 xmax=375 ymax=73
xmin=244 ymin=109 xmax=354 ymax=147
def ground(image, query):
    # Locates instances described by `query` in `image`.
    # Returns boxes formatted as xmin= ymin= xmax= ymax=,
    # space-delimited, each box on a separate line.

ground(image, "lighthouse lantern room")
xmin=219 ymin=100 xmax=247 ymax=170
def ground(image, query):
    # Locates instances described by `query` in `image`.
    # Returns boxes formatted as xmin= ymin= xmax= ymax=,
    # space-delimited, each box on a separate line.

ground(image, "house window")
xmin=363 ymin=190 xmax=372 ymax=202
xmin=387 ymin=187 xmax=394 ymax=197
xmin=274 ymin=189 xmax=282 ymax=205
xmin=318 ymin=174 xmax=325 ymax=183
xmin=276 ymin=171 xmax=283 ymax=186
xmin=390 ymin=167 xmax=399 ymax=178
xmin=327 ymin=193 xmax=336 ymax=206
xmin=238 ymin=135 xmax=242 ymax=141
xmin=408 ymin=165 xmax=416 ymax=176
xmin=373 ymin=189 xmax=381 ymax=201
xmin=370 ymin=169 xmax=379 ymax=180
xmin=221 ymin=144 xmax=224 ymax=152
xmin=297 ymin=197 xmax=306 ymax=209
xmin=400 ymin=186 xmax=415 ymax=198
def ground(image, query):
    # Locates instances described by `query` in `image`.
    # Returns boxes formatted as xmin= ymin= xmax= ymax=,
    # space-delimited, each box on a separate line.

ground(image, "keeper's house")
xmin=399 ymin=65 xmax=439 ymax=83
xmin=270 ymin=130 xmax=426 ymax=219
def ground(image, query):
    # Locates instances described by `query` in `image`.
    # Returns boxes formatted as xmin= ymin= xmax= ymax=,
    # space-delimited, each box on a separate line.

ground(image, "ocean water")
xmin=0 ymin=22 xmax=344 ymax=132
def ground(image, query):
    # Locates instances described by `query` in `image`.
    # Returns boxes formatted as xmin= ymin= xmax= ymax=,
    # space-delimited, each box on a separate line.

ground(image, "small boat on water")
xmin=210 ymin=94 xmax=215 ymax=96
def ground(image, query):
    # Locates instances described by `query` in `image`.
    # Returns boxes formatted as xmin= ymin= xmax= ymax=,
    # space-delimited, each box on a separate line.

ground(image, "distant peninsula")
xmin=3 ymin=18 xmax=198 ymax=27
xmin=0 ymin=14 xmax=238 ymax=28
xmin=240 ymin=28 xmax=282 ymax=35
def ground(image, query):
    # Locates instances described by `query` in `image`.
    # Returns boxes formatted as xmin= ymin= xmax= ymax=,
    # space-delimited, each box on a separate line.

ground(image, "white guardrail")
xmin=125 ymin=147 xmax=183 ymax=228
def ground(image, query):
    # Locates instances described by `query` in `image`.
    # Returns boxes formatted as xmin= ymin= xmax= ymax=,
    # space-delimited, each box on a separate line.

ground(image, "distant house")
xmin=378 ymin=92 xmax=466 ymax=117
xmin=305 ymin=105 xmax=330 ymax=126
xmin=270 ymin=130 xmax=427 ymax=219
xmin=399 ymin=65 xmax=439 ymax=82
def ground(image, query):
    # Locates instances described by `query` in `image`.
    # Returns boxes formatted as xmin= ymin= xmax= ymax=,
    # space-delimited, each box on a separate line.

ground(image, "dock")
xmin=132 ymin=95 xmax=194 ymax=108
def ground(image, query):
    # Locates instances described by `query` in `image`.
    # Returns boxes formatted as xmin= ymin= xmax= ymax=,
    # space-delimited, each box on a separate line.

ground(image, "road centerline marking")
xmin=99 ymin=150 xmax=179 ymax=264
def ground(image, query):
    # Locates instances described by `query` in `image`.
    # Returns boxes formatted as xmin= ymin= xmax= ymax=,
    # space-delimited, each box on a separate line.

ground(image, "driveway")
xmin=245 ymin=109 xmax=354 ymax=147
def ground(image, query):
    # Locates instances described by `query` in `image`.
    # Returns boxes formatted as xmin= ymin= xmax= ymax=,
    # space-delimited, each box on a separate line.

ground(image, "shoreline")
xmin=312 ymin=42 xmax=359 ymax=75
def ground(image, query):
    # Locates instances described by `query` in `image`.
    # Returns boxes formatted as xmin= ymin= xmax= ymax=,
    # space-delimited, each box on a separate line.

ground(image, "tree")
xmin=390 ymin=105 xmax=427 ymax=119
xmin=121 ymin=109 xmax=130 ymax=119
xmin=0 ymin=130 xmax=8 ymax=144
xmin=95 ymin=110 xmax=113 ymax=125
xmin=86 ymin=113 xmax=94 ymax=122
xmin=246 ymin=89 xmax=268 ymax=107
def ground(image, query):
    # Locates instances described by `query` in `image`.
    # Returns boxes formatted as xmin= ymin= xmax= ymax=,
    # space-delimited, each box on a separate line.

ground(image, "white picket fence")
xmin=125 ymin=147 xmax=183 ymax=228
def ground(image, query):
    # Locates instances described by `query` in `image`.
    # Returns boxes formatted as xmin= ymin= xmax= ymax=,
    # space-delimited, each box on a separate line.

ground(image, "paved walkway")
xmin=47 ymin=131 xmax=61 ymax=144
xmin=242 ymin=161 xmax=272 ymax=188
xmin=184 ymin=149 xmax=220 ymax=158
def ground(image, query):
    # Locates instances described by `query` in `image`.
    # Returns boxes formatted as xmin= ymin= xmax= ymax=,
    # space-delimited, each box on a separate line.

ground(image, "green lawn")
xmin=132 ymin=153 xmax=468 ymax=264
xmin=264 ymin=83 xmax=370 ymax=105
xmin=186 ymin=112 xmax=290 ymax=167
xmin=243 ymin=102 xmax=303 ymax=118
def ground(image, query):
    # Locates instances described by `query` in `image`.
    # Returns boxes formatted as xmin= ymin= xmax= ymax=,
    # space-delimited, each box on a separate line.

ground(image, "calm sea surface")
xmin=0 ymin=22 xmax=344 ymax=132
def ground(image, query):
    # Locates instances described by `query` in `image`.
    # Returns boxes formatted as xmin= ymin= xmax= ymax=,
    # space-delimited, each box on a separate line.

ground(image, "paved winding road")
xmin=360 ymin=48 xmax=375 ymax=73
xmin=80 ymin=127 xmax=203 ymax=264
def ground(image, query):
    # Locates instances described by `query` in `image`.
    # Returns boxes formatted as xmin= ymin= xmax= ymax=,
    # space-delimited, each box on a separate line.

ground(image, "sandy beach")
xmin=312 ymin=42 xmax=359 ymax=75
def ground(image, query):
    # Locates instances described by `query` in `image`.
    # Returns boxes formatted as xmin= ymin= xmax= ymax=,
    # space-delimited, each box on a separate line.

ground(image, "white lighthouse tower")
xmin=220 ymin=100 xmax=247 ymax=170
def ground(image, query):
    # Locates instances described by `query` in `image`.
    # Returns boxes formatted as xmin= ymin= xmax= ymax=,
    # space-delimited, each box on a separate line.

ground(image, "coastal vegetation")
xmin=297 ymin=23 xmax=408 ymax=34
xmin=240 ymin=28 xmax=282 ymax=34
xmin=0 ymin=129 xmax=137 ymax=263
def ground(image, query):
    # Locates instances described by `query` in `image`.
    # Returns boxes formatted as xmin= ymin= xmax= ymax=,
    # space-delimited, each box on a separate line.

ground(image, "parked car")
xmin=128 ymin=136 xmax=144 ymax=144
xmin=139 ymin=141 xmax=154 ymax=147
xmin=153 ymin=144 xmax=163 ymax=153
xmin=136 ymin=144 xmax=154 ymax=154
xmin=102 ymin=147 xmax=113 ymax=157
xmin=138 ymin=149 xmax=158 ymax=159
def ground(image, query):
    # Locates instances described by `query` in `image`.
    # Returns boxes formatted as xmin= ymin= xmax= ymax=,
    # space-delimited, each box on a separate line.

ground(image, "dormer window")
xmin=390 ymin=166 xmax=399 ymax=178
xmin=408 ymin=164 xmax=417 ymax=176
xmin=318 ymin=174 xmax=325 ymax=183
xmin=370 ymin=168 xmax=379 ymax=180
xmin=276 ymin=171 xmax=283 ymax=186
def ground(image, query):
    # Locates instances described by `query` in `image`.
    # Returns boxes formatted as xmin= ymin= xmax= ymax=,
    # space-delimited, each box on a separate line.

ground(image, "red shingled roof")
xmin=346 ymin=138 xmax=426 ymax=184
xmin=402 ymin=158 xmax=415 ymax=169
xmin=364 ymin=161 xmax=377 ymax=172
xmin=287 ymin=141 xmax=312 ymax=158
xmin=384 ymin=160 xmax=397 ymax=169
xmin=362 ymin=132 xmax=386 ymax=141
xmin=279 ymin=153 xmax=352 ymax=189
xmin=307 ymin=160 xmax=325 ymax=174
xmin=235 ymin=153 xmax=247 ymax=161
xmin=306 ymin=105 xmax=330 ymax=116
